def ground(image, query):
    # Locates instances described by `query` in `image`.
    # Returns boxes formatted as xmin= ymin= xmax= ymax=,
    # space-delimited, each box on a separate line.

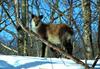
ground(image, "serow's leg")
xmin=41 ymin=43 xmax=46 ymax=57
xmin=50 ymin=48 xmax=62 ymax=58
xmin=65 ymin=42 xmax=73 ymax=55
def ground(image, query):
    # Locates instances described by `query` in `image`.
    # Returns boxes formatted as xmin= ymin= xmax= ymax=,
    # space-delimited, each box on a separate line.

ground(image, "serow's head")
xmin=31 ymin=14 xmax=43 ymax=27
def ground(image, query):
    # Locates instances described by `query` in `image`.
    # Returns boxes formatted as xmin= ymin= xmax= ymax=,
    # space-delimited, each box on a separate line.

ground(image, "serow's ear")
xmin=32 ymin=14 xmax=35 ymax=18
xmin=39 ymin=15 xmax=43 ymax=19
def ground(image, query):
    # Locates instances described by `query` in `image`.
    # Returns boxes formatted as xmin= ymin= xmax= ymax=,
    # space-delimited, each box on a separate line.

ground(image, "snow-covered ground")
xmin=0 ymin=55 xmax=100 ymax=69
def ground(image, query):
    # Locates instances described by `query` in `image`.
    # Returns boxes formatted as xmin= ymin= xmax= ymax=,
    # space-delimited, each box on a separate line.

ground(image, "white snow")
xmin=0 ymin=55 xmax=100 ymax=69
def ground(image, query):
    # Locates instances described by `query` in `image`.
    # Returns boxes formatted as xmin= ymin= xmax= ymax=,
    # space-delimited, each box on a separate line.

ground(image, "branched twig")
xmin=4 ymin=29 xmax=17 ymax=39
xmin=17 ymin=18 xmax=90 ymax=69
xmin=0 ymin=22 xmax=11 ymax=32
xmin=0 ymin=42 xmax=18 ymax=53
xmin=1 ymin=2 xmax=17 ymax=28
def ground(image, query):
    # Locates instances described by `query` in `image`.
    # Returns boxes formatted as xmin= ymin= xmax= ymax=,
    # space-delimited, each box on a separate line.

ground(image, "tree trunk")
xmin=17 ymin=0 xmax=27 ymax=56
xmin=82 ymin=0 xmax=94 ymax=59
xmin=14 ymin=0 xmax=23 ymax=55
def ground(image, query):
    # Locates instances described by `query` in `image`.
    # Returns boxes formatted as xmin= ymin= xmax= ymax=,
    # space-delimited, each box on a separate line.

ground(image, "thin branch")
xmin=1 ymin=2 xmax=17 ymax=29
xmin=4 ymin=29 xmax=17 ymax=47
xmin=0 ymin=18 xmax=8 ymax=25
xmin=0 ymin=42 xmax=18 ymax=53
xmin=4 ymin=29 xmax=17 ymax=39
xmin=92 ymin=53 xmax=100 ymax=68
xmin=0 ymin=22 xmax=11 ymax=32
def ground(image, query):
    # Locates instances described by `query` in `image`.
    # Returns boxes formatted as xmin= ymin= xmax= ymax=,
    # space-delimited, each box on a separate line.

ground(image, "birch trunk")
xmin=82 ymin=0 xmax=94 ymax=59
